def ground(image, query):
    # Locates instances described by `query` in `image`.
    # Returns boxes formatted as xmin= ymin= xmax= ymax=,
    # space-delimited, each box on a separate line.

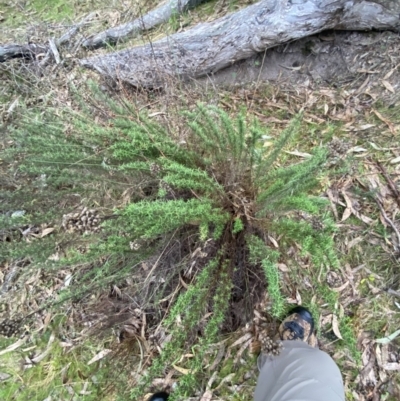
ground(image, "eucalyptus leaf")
xmin=376 ymin=329 xmax=400 ymax=344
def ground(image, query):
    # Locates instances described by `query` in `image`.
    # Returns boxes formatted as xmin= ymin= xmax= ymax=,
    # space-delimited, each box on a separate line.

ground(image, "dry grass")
xmin=1 ymin=0 xmax=400 ymax=400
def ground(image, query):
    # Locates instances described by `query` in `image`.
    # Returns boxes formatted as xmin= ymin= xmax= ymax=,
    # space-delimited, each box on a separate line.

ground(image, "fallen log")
xmin=80 ymin=0 xmax=400 ymax=87
xmin=0 ymin=44 xmax=48 ymax=63
xmin=0 ymin=12 xmax=96 ymax=64
xmin=82 ymin=0 xmax=208 ymax=49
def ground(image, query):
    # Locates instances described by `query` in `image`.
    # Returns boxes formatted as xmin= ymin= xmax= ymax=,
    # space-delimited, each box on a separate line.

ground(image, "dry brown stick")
xmin=375 ymin=160 xmax=400 ymax=209
xmin=374 ymin=197 xmax=400 ymax=252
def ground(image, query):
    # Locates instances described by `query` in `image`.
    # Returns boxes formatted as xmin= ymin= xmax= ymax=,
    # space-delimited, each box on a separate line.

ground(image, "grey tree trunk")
xmin=82 ymin=0 xmax=208 ymax=49
xmin=80 ymin=0 xmax=400 ymax=87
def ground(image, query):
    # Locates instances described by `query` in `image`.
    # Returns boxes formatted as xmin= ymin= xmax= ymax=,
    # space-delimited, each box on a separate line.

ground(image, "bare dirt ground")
xmin=206 ymin=30 xmax=400 ymax=94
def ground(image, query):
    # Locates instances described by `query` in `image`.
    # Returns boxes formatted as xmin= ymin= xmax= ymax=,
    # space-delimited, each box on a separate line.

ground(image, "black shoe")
xmin=278 ymin=306 xmax=315 ymax=344
xmin=149 ymin=392 xmax=169 ymax=401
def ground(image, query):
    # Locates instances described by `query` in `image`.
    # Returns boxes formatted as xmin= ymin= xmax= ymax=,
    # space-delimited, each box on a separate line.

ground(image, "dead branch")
xmin=58 ymin=12 xmax=97 ymax=46
xmin=1 ymin=1 xmax=400 ymax=87
xmin=375 ymin=160 xmax=400 ymax=209
xmin=0 ymin=12 xmax=95 ymax=64
xmin=374 ymin=197 xmax=400 ymax=253
xmin=80 ymin=0 xmax=400 ymax=87
xmin=82 ymin=0 xmax=207 ymax=49
xmin=0 ymin=44 xmax=48 ymax=63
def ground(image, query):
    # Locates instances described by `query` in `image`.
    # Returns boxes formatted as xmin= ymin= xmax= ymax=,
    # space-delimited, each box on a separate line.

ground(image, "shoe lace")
xmin=283 ymin=321 xmax=305 ymax=340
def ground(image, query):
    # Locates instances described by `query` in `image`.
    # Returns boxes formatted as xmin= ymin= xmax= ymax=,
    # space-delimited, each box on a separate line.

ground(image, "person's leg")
xmin=254 ymin=306 xmax=345 ymax=401
xmin=254 ymin=340 xmax=344 ymax=401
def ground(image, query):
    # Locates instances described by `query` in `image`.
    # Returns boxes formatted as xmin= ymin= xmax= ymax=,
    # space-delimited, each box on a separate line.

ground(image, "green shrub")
xmin=2 ymin=88 xmax=339 ymax=399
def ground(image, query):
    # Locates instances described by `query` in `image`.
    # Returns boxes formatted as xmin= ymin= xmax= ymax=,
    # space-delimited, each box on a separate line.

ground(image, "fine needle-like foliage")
xmin=1 ymin=87 xmax=339 ymax=399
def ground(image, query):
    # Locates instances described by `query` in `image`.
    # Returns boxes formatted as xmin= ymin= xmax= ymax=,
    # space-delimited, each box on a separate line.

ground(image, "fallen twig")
xmin=48 ymin=38 xmax=61 ymax=64
xmin=82 ymin=0 xmax=206 ymax=49
xmin=40 ymin=12 xmax=97 ymax=67
xmin=376 ymin=160 xmax=400 ymax=209
xmin=374 ymin=197 xmax=400 ymax=253
xmin=57 ymin=12 xmax=97 ymax=46
xmin=1 ymin=12 xmax=95 ymax=65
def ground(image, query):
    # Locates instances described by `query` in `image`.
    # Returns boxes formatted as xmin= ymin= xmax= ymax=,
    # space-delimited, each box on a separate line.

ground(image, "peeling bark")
xmin=80 ymin=0 xmax=400 ymax=87
xmin=82 ymin=0 xmax=207 ymax=49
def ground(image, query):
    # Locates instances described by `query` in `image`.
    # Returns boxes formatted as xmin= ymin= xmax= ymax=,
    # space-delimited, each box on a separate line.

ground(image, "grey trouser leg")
xmin=254 ymin=341 xmax=345 ymax=401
